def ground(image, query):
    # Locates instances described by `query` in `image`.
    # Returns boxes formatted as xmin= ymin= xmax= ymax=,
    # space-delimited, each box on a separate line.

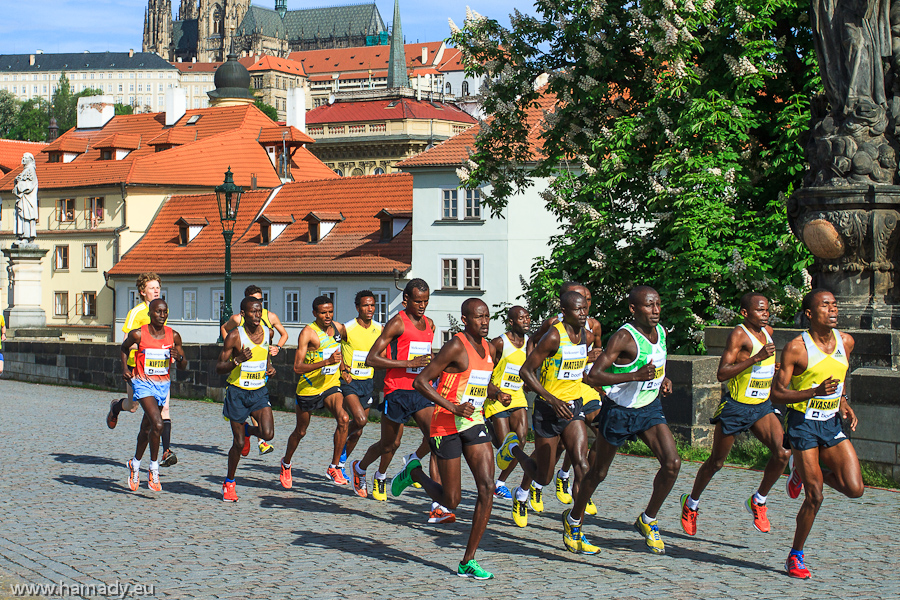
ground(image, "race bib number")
xmin=746 ymin=363 xmax=775 ymax=400
xmin=461 ymin=370 xmax=491 ymax=410
xmin=144 ymin=348 xmax=170 ymax=376
xmin=321 ymin=346 xmax=340 ymax=375
xmin=640 ymin=355 xmax=666 ymax=391
xmin=406 ymin=341 xmax=432 ymax=374
xmin=805 ymin=382 xmax=842 ymax=421
xmin=351 ymin=350 xmax=372 ymax=378
xmin=239 ymin=359 xmax=267 ymax=389
xmin=558 ymin=345 xmax=587 ymax=380
xmin=500 ymin=363 xmax=523 ymax=391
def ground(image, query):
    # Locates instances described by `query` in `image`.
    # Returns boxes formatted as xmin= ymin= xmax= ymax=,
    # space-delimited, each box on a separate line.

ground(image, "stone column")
xmin=3 ymin=244 xmax=49 ymax=332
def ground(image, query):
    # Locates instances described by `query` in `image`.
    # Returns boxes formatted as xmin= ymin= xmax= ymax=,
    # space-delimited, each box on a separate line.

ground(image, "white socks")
xmin=685 ymin=496 xmax=700 ymax=510
xmin=515 ymin=486 xmax=529 ymax=502
xmin=282 ymin=460 xmax=291 ymax=469
xmin=354 ymin=462 xmax=366 ymax=475
xmin=496 ymin=479 xmax=506 ymax=488
xmin=753 ymin=491 xmax=767 ymax=505
xmin=131 ymin=457 xmax=141 ymax=471
xmin=558 ymin=469 xmax=570 ymax=480
xmin=567 ymin=512 xmax=581 ymax=526
xmin=532 ymin=482 xmax=543 ymax=490
xmin=149 ymin=460 xmax=159 ymax=472
xmin=374 ymin=470 xmax=386 ymax=481
xmin=641 ymin=512 xmax=655 ymax=524
xmin=406 ymin=452 xmax=420 ymax=464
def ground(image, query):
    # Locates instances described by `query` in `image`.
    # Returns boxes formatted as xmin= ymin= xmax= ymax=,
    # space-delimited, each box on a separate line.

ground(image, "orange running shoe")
xmin=351 ymin=461 xmax=367 ymax=498
xmin=786 ymin=455 xmax=803 ymax=499
xmin=106 ymin=399 xmax=119 ymax=429
xmin=148 ymin=469 xmax=162 ymax=492
xmin=428 ymin=507 xmax=456 ymax=524
xmin=280 ymin=461 xmax=292 ymax=489
xmin=223 ymin=480 xmax=238 ymax=502
xmin=127 ymin=459 xmax=139 ymax=491
xmin=786 ymin=552 xmax=811 ymax=579
xmin=326 ymin=466 xmax=349 ymax=485
xmin=746 ymin=497 xmax=770 ymax=533
xmin=680 ymin=494 xmax=698 ymax=536
xmin=241 ymin=424 xmax=251 ymax=457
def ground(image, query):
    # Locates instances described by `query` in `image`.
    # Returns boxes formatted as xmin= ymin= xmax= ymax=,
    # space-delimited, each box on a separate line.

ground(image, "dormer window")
xmin=303 ymin=211 xmax=344 ymax=244
xmin=101 ymin=149 xmax=113 ymax=160
xmin=375 ymin=209 xmax=411 ymax=241
xmin=48 ymin=152 xmax=62 ymax=163
xmin=175 ymin=217 xmax=208 ymax=245
xmin=256 ymin=214 xmax=294 ymax=245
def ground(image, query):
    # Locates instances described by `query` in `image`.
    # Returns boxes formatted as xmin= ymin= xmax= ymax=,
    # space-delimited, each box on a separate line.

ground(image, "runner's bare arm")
xmin=364 ymin=315 xmax=427 ymax=370
xmin=215 ymin=329 xmax=246 ymax=374
xmin=171 ymin=331 xmax=189 ymax=370
xmin=519 ymin=327 xmax=574 ymax=419
xmin=770 ymin=337 xmax=837 ymax=404
xmin=583 ymin=330 xmax=655 ymax=388
xmin=716 ymin=325 xmax=775 ymax=382
xmin=293 ymin=327 xmax=338 ymax=374
xmin=219 ymin=314 xmax=242 ymax=345
xmin=120 ymin=329 xmax=141 ymax=381
xmin=268 ymin=311 xmax=290 ymax=353
xmin=412 ymin=337 xmax=474 ymax=418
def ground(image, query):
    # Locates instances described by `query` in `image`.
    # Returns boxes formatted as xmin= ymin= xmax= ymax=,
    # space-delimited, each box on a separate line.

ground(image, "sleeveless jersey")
xmin=133 ymin=325 xmax=174 ymax=382
xmin=486 ymin=334 xmax=529 ymax=417
xmin=788 ymin=329 xmax=849 ymax=421
xmin=431 ymin=333 xmax=494 ymax=436
xmin=539 ymin=322 xmax=588 ymax=404
xmin=384 ymin=311 xmax=434 ymax=395
xmin=239 ymin=308 xmax=273 ymax=331
xmin=727 ymin=324 xmax=775 ymax=404
xmin=604 ymin=323 xmax=667 ymax=409
xmin=226 ymin=326 xmax=269 ymax=390
xmin=342 ymin=318 xmax=383 ymax=381
xmin=296 ymin=322 xmax=342 ymax=396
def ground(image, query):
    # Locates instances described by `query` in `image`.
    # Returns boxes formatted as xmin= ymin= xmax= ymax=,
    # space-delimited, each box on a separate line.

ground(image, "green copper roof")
xmin=234 ymin=3 xmax=385 ymax=41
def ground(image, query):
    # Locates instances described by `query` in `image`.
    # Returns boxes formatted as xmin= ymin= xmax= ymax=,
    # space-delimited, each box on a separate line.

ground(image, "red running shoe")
xmin=746 ymin=497 xmax=770 ymax=533
xmin=786 ymin=552 xmax=811 ymax=579
xmin=428 ymin=507 xmax=456 ymax=524
xmin=223 ymin=480 xmax=238 ymax=502
xmin=786 ymin=455 xmax=803 ymax=500
xmin=280 ymin=461 xmax=292 ymax=489
xmin=680 ymin=494 xmax=698 ymax=536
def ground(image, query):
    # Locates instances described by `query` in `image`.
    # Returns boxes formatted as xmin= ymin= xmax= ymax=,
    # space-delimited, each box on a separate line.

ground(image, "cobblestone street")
xmin=1 ymin=380 xmax=896 ymax=599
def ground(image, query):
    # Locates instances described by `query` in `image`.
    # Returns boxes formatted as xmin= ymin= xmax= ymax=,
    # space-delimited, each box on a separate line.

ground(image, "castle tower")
xmin=142 ymin=0 xmax=174 ymax=59
xmin=387 ymin=0 xmax=408 ymax=89
xmin=178 ymin=0 xmax=197 ymax=21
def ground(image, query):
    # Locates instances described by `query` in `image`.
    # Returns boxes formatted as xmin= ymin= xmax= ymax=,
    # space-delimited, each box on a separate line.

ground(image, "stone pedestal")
xmin=3 ymin=244 xmax=49 ymax=331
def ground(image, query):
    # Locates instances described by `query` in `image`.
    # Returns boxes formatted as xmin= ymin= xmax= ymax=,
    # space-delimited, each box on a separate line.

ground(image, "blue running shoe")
xmin=494 ymin=484 xmax=512 ymax=499
xmin=339 ymin=444 xmax=348 ymax=464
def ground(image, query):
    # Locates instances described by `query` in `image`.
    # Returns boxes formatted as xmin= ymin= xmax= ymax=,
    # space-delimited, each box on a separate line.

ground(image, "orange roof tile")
xmin=289 ymin=42 xmax=448 ymax=75
xmin=43 ymin=136 xmax=90 ymax=154
xmin=306 ymin=98 xmax=476 ymax=125
xmin=289 ymin=146 xmax=341 ymax=181
xmin=148 ymin=128 xmax=197 ymax=146
xmin=171 ymin=62 xmax=221 ymax=72
xmin=0 ymin=139 xmax=45 ymax=173
xmin=93 ymin=133 xmax=142 ymax=150
xmin=109 ymin=173 xmax=413 ymax=277
xmin=257 ymin=125 xmax=315 ymax=145
xmin=248 ymin=55 xmax=307 ymax=77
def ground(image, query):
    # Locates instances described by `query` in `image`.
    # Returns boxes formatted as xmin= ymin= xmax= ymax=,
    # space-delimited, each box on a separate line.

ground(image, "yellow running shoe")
xmin=372 ymin=476 xmax=387 ymax=501
xmin=585 ymin=499 xmax=597 ymax=515
xmin=556 ymin=475 xmax=573 ymax=504
xmin=529 ymin=484 xmax=544 ymax=513
xmin=512 ymin=488 xmax=528 ymax=527
xmin=258 ymin=440 xmax=274 ymax=455
xmin=634 ymin=515 xmax=666 ymax=555
xmin=562 ymin=509 xmax=601 ymax=555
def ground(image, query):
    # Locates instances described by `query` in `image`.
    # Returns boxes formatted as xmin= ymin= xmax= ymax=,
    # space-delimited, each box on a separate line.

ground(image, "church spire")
xmin=386 ymin=0 xmax=408 ymax=89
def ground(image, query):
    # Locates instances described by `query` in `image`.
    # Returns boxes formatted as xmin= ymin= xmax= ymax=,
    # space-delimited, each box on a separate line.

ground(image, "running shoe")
xmin=222 ymin=480 xmax=238 ymax=502
xmin=258 ymin=441 xmax=274 ymax=455
xmin=160 ymin=449 xmax=178 ymax=467
xmin=351 ymin=461 xmax=367 ymax=498
xmin=428 ymin=507 xmax=456 ymax=524
xmin=512 ymin=488 xmax=528 ymax=527
xmin=529 ymin=484 xmax=544 ymax=512
xmin=402 ymin=455 xmax=423 ymax=488
xmin=127 ymin=459 xmax=139 ymax=492
xmin=458 ymin=559 xmax=493 ymax=580
xmin=494 ymin=484 xmax=512 ymax=499
xmin=372 ymin=476 xmax=387 ymax=501
xmin=786 ymin=455 xmax=803 ymax=499
xmin=785 ymin=552 xmax=811 ymax=579
xmin=339 ymin=444 xmax=348 ymax=464
xmin=326 ymin=466 xmax=349 ymax=485
xmin=106 ymin=399 xmax=119 ymax=429
xmin=279 ymin=461 xmax=292 ymax=489
xmin=556 ymin=475 xmax=573 ymax=504
xmin=562 ymin=509 xmax=601 ymax=555
xmin=746 ymin=497 xmax=770 ymax=533
xmin=585 ymin=499 xmax=597 ymax=516
xmin=680 ymin=494 xmax=698 ymax=536
xmin=391 ymin=458 xmax=420 ymax=497
xmin=634 ymin=515 xmax=665 ymax=555
xmin=241 ymin=425 xmax=251 ymax=457
xmin=148 ymin=469 xmax=162 ymax=492
xmin=339 ymin=464 xmax=349 ymax=482
xmin=496 ymin=432 xmax=519 ymax=471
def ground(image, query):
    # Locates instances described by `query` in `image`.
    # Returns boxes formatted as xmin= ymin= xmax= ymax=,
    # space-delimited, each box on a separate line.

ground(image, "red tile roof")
xmin=290 ymin=42 xmax=447 ymax=75
xmin=109 ymin=173 xmax=412 ymax=277
xmin=248 ymin=55 xmax=307 ymax=77
xmin=306 ymin=98 xmax=476 ymax=125
xmin=93 ymin=133 xmax=142 ymax=150
xmin=0 ymin=139 xmax=45 ymax=173
xmin=257 ymin=125 xmax=315 ymax=145
xmin=147 ymin=128 xmax=197 ymax=146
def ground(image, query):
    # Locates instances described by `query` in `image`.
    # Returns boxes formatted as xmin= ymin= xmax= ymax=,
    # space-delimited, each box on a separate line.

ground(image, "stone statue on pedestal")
xmin=13 ymin=152 xmax=38 ymax=244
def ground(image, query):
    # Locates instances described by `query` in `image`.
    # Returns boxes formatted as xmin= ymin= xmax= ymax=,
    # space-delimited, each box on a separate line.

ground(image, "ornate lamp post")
xmin=215 ymin=167 xmax=243 ymax=342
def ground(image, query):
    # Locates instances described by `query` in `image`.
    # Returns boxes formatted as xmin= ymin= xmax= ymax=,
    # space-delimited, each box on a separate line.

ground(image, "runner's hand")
xmin=498 ymin=392 xmax=512 ymax=407
xmin=633 ymin=362 xmax=656 ymax=382
xmin=407 ymin=354 xmax=430 ymax=368
xmin=813 ymin=377 xmax=838 ymax=397
xmin=661 ymin=377 xmax=672 ymax=396
xmin=452 ymin=402 xmax=476 ymax=418
xmin=840 ymin=397 xmax=858 ymax=431
xmin=238 ymin=346 xmax=253 ymax=363
xmin=547 ymin=395 xmax=573 ymax=420
xmin=341 ymin=369 xmax=352 ymax=383
xmin=269 ymin=345 xmax=280 ymax=357
xmin=325 ymin=350 xmax=342 ymax=366
xmin=588 ymin=348 xmax=602 ymax=362
xmin=266 ymin=365 xmax=276 ymax=377
xmin=122 ymin=369 xmax=133 ymax=382
xmin=755 ymin=343 xmax=776 ymax=362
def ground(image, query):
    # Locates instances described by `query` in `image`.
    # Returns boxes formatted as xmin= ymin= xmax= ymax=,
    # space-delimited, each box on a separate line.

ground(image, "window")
xmin=260 ymin=289 xmax=270 ymax=311
xmin=54 ymin=292 xmax=69 ymax=317
xmin=373 ymin=291 xmax=388 ymax=323
xmin=128 ymin=290 xmax=141 ymax=309
xmin=442 ymin=190 xmax=458 ymax=219
xmin=78 ymin=292 xmax=97 ymax=317
xmin=465 ymin=189 xmax=481 ymax=219
xmin=441 ymin=257 xmax=483 ymax=290
xmin=462 ymin=80 xmax=470 ymax=95
xmin=101 ymin=149 xmax=113 ymax=160
xmin=373 ymin=166 xmax=385 ymax=175
xmin=212 ymin=289 xmax=225 ymax=322
xmin=380 ymin=219 xmax=391 ymax=241
xmin=86 ymin=197 xmax=104 ymax=226
xmin=57 ymin=198 xmax=75 ymax=222
xmin=319 ymin=289 xmax=336 ymax=305
xmin=183 ymin=289 xmax=197 ymax=320
xmin=445 ymin=82 xmax=452 ymax=94
xmin=465 ymin=258 xmax=481 ymax=289
xmin=441 ymin=329 xmax=454 ymax=345
xmin=284 ymin=290 xmax=300 ymax=322
xmin=442 ymin=258 xmax=458 ymax=289
xmin=54 ymin=245 xmax=69 ymax=270
xmin=83 ymin=244 xmax=97 ymax=269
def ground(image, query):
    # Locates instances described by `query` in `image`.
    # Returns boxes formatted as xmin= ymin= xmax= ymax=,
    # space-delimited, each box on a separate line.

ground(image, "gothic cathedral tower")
xmin=197 ymin=0 xmax=252 ymax=62
xmin=142 ymin=0 xmax=173 ymax=59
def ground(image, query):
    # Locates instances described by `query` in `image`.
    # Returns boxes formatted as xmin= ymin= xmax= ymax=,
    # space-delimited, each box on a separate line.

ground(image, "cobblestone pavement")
xmin=1 ymin=380 xmax=897 ymax=599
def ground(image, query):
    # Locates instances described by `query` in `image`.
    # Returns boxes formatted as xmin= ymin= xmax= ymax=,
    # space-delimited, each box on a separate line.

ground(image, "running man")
xmin=352 ymin=279 xmax=449 ymax=522
xmin=120 ymin=299 xmax=187 ymax=492
xmin=500 ymin=290 xmax=593 ymax=534
xmin=280 ymin=295 xmax=350 ymax=489
xmin=680 ymin=292 xmax=790 ymax=535
xmin=392 ymin=298 xmax=507 ymax=580
xmin=107 ymin=274 xmax=177 ymax=467
xmin=771 ymin=289 xmax=863 ymax=579
xmin=216 ymin=296 xmax=276 ymax=502
xmin=221 ymin=284 xmax=289 ymax=456
xmin=569 ymin=286 xmax=677 ymax=555
xmin=338 ymin=290 xmax=383 ymax=490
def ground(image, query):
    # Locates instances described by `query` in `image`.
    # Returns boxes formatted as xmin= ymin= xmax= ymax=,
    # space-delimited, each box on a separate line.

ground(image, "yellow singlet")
xmin=225 ymin=326 xmax=269 ymax=390
xmin=727 ymin=324 xmax=775 ymax=405
xmin=123 ymin=302 xmax=150 ymax=367
xmin=341 ymin=318 xmax=383 ymax=381
xmin=486 ymin=333 xmax=529 ymax=417
xmin=539 ymin=322 xmax=587 ymax=404
xmin=295 ymin=322 xmax=342 ymax=396
xmin=788 ymin=329 xmax=848 ymax=420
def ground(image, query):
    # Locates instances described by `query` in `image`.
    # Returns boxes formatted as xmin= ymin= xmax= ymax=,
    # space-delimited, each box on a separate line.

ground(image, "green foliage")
xmin=0 ymin=90 xmax=18 ymax=138
xmin=451 ymin=0 xmax=815 ymax=351
xmin=114 ymin=104 xmax=134 ymax=116
xmin=9 ymin=98 xmax=50 ymax=141
xmin=250 ymin=85 xmax=278 ymax=122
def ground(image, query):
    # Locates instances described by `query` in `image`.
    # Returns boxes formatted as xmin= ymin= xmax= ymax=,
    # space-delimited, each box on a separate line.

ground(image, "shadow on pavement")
xmin=50 ymin=453 xmax=121 ymax=467
xmin=171 ymin=443 xmax=226 ymax=456
xmin=289 ymin=528 xmax=451 ymax=574
xmin=163 ymin=480 xmax=221 ymax=500
xmin=54 ymin=474 xmax=139 ymax=496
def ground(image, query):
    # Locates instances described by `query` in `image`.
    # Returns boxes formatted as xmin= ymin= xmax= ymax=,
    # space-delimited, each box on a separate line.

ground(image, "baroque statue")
xmin=13 ymin=152 xmax=38 ymax=243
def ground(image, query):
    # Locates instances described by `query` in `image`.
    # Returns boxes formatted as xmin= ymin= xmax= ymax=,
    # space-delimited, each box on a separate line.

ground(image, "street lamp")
xmin=215 ymin=167 xmax=243 ymax=341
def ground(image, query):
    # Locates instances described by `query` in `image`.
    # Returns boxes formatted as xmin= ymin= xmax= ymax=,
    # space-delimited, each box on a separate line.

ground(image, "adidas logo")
xmin=479 ymin=430 xmax=487 ymax=437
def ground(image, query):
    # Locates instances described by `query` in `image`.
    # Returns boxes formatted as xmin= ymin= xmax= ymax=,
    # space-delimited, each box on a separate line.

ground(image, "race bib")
xmin=351 ymin=350 xmax=372 ymax=378
xmin=239 ymin=359 xmax=267 ymax=389
xmin=406 ymin=341 xmax=432 ymax=374
xmin=746 ymin=363 xmax=775 ymax=400
xmin=558 ymin=345 xmax=587 ymax=380
xmin=321 ymin=346 xmax=340 ymax=375
xmin=640 ymin=354 xmax=666 ymax=391
xmin=805 ymin=382 xmax=842 ymax=421
xmin=500 ymin=363 xmax=523 ymax=391
xmin=143 ymin=348 xmax=170 ymax=376
xmin=461 ymin=370 xmax=491 ymax=410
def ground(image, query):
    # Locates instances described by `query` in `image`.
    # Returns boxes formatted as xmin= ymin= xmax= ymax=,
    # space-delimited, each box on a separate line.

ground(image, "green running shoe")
xmin=391 ymin=458 xmax=420 ymax=497
xmin=458 ymin=559 xmax=494 ymax=580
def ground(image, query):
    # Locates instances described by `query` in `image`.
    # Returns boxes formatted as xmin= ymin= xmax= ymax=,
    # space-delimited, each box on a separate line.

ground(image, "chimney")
xmin=76 ymin=95 xmax=115 ymax=129
xmin=421 ymin=47 xmax=427 ymax=65
xmin=164 ymin=88 xmax=187 ymax=126
xmin=286 ymin=86 xmax=306 ymax=133
xmin=29 ymin=54 xmax=35 ymax=66
xmin=36 ymin=49 xmax=43 ymax=54
xmin=129 ymin=48 xmax=134 ymax=58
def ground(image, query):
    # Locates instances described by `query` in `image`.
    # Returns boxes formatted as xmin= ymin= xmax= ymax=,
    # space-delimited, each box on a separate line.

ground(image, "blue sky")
xmin=0 ymin=1 xmax=530 ymax=55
